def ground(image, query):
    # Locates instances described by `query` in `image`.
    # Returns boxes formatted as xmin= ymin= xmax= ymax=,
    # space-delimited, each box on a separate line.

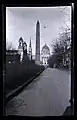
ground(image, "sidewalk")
xmin=5 ymin=67 xmax=71 ymax=116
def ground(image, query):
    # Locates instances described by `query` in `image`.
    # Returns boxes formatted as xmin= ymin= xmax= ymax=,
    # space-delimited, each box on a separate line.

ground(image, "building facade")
xmin=6 ymin=37 xmax=32 ymax=63
xmin=18 ymin=37 xmax=27 ymax=62
xmin=6 ymin=50 xmax=20 ymax=63
xmin=41 ymin=43 xmax=50 ymax=66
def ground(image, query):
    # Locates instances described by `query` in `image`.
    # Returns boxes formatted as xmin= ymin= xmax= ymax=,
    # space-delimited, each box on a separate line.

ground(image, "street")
xmin=5 ymin=68 xmax=71 ymax=116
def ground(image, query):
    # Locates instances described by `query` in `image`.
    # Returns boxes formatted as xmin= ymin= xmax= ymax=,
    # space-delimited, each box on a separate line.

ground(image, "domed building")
xmin=41 ymin=43 xmax=50 ymax=66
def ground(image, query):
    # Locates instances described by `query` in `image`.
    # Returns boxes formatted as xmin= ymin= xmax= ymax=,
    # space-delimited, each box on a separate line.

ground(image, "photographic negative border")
xmin=1 ymin=2 xmax=74 ymax=116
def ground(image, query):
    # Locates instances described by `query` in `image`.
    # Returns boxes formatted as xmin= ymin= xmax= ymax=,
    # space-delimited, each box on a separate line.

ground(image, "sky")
xmin=6 ymin=6 xmax=71 ymax=55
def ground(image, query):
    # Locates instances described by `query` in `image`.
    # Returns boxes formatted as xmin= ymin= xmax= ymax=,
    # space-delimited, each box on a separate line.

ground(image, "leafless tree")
xmin=52 ymin=27 xmax=71 ymax=53
xmin=50 ymin=24 xmax=71 ymax=68
xmin=58 ymin=6 xmax=71 ymax=31
xmin=6 ymin=41 xmax=15 ymax=50
xmin=49 ymin=6 xmax=71 ymax=68
xmin=6 ymin=42 xmax=12 ymax=50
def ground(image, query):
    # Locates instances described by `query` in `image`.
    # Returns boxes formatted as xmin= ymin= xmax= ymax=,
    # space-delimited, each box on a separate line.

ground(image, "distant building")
xmin=6 ymin=37 xmax=33 ymax=63
xmin=6 ymin=50 xmax=20 ymax=63
xmin=41 ymin=43 xmax=50 ymax=66
xmin=23 ymin=42 xmax=27 ymax=54
xmin=6 ymin=50 xmax=18 ymax=55
xmin=18 ymin=37 xmax=24 ymax=62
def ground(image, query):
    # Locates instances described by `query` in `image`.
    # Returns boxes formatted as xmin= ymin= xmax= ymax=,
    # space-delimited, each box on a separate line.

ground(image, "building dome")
xmin=42 ymin=44 xmax=50 ymax=51
xmin=41 ymin=44 xmax=50 ymax=66
xmin=41 ymin=43 xmax=50 ymax=56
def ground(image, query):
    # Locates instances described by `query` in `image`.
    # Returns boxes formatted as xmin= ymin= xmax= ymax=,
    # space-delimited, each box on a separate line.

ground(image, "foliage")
xmin=4 ymin=61 xmax=45 ymax=95
xmin=48 ymin=55 xmax=57 ymax=67
xmin=52 ymin=27 xmax=71 ymax=54
xmin=50 ymin=27 xmax=71 ymax=68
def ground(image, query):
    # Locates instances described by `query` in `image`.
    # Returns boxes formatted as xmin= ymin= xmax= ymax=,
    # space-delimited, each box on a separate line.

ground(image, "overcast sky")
xmin=6 ymin=6 xmax=71 ymax=55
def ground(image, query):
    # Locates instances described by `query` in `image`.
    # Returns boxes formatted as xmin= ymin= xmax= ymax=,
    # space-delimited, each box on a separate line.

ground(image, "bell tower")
xmin=18 ymin=37 xmax=23 ymax=62
xmin=23 ymin=42 xmax=27 ymax=55
xmin=29 ymin=37 xmax=32 ymax=60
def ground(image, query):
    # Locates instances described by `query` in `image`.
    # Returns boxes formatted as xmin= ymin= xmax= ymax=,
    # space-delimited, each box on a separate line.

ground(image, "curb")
xmin=4 ymin=69 xmax=45 ymax=105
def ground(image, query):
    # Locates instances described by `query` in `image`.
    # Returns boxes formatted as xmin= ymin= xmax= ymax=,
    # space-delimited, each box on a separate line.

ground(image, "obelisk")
xmin=35 ymin=20 xmax=40 ymax=65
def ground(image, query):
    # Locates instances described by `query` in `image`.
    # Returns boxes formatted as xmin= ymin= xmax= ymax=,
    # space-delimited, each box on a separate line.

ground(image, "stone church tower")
xmin=18 ymin=37 xmax=23 ymax=62
xmin=35 ymin=20 xmax=40 ymax=65
xmin=29 ymin=37 xmax=32 ymax=60
xmin=23 ymin=42 xmax=27 ymax=55
xmin=18 ymin=37 xmax=27 ymax=62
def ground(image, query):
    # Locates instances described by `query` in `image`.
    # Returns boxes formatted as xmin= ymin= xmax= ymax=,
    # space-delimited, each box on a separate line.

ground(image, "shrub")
xmin=4 ymin=61 xmax=45 ymax=95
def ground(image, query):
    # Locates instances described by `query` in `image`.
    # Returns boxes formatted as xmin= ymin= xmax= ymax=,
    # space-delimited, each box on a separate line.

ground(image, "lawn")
xmin=4 ymin=60 xmax=45 ymax=95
